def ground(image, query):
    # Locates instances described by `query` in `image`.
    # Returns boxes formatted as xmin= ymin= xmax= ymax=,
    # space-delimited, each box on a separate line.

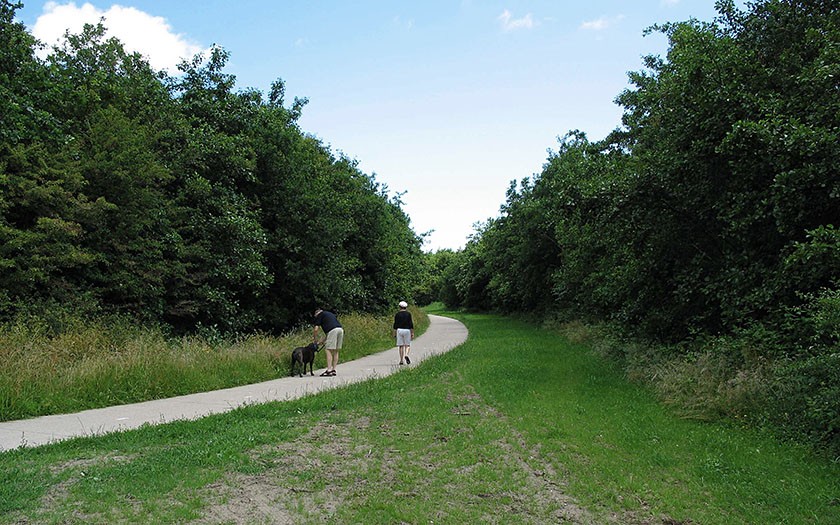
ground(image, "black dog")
xmin=291 ymin=342 xmax=321 ymax=377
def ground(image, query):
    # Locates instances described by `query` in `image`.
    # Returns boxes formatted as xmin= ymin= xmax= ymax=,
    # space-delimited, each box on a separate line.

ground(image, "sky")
xmin=15 ymin=1 xmax=732 ymax=252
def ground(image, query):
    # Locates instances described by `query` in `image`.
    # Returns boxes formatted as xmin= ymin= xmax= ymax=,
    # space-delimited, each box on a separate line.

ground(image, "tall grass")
xmin=548 ymin=317 xmax=840 ymax=458
xmin=0 ymin=308 xmax=428 ymax=421
xmin=550 ymin=320 xmax=770 ymax=421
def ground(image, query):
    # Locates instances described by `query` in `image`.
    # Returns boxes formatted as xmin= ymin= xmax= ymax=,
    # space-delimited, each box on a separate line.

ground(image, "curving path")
xmin=0 ymin=314 xmax=468 ymax=452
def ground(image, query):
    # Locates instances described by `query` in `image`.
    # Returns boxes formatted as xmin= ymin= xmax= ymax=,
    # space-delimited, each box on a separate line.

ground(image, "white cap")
xmin=398 ymin=301 xmax=408 ymax=308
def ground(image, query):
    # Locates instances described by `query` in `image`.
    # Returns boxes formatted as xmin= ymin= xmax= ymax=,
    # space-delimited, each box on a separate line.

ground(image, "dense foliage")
xmin=432 ymin=0 xmax=839 ymax=454
xmin=0 ymin=1 xmax=424 ymax=333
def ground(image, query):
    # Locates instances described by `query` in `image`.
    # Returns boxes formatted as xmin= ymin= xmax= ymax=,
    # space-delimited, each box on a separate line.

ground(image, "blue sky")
xmin=16 ymin=1 xmax=732 ymax=251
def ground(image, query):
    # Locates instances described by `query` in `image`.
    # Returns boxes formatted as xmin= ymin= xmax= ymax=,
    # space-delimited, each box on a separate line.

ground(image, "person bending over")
xmin=313 ymin=308 xmax=343 ymax=376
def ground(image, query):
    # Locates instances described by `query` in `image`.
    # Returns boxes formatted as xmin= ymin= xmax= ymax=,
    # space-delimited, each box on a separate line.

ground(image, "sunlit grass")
xmin=0 ymin=308 xmax=836 ymax=524
xmin=453 ymin=312 xmax=840 ymax=524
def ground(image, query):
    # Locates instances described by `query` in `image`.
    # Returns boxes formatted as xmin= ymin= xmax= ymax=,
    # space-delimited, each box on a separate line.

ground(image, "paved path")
xmin=0 ymin=314 xmax=468 ymax=452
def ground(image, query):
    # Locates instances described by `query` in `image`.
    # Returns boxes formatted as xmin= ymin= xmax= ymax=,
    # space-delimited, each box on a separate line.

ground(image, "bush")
xmin=768 ymin=353 xmax=840 ymax=458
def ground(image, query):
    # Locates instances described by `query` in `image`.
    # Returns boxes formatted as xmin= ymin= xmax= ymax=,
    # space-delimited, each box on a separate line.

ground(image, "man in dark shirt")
xmin=393 ymin=301 xmax=414 ymax=365
xmin=313 ymin=308 xmax=343 ymax=376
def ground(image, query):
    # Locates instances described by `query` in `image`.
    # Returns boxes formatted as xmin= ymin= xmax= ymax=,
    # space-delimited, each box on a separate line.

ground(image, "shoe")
xmin=405 ymin=356 xmax=411 ymax=364
xmin=399 ymin=361 xmax=405 ymax=365
xmin=328 ymin=370 xmax=337 ymax=376
xmin=320 ymin=370 xmax=331 ymax=377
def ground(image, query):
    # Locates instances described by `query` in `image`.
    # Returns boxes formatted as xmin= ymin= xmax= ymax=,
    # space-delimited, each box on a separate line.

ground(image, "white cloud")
xmin=392 ymin=15 xmax=414 ymax=30
xmin=579 ymin=14 xmax=625 ymax=31
xmin=32 ymin=1 xmax=207 ymax=72
xmin=498 ymin=9 xmax=535 ymax=32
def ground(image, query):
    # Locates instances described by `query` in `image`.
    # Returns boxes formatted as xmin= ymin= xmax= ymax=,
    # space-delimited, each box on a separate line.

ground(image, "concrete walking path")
xmin=0 ymin=314 xmax=468 ymax=452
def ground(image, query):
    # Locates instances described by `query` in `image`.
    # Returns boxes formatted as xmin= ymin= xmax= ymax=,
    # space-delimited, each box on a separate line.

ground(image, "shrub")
xmin=768 ymin=353 xmax=840 ymax=458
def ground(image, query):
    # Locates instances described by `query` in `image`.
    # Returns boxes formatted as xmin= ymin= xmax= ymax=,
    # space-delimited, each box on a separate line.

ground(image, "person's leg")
xmin=321 ymin=349 xmax=334 ymax=375
xmin=332 ymin=329 xmax=343 ymax=372
xmin=402 ymin=330 xmax=412 ymax=364
xmin=397 ymin=329 xmax=410 ymax=364
xmin=323 ymin=328 xmax=340 ymax=374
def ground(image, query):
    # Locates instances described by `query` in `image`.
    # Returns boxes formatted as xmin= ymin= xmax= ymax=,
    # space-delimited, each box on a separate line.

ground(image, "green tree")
xmin=0 ymin=5 xmax=431 ymax=334
xmin=1 ymin=4 xmax=97 ymax=316
xmin=439 ymin=0 xmax=839 ymax=452
xmin=607 ymin=0 xmax=840 ymax=340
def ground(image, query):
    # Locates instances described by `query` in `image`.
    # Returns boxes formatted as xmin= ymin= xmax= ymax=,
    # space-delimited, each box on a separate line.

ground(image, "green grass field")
xmin=1 ymin=308 xmax=837 ymax=524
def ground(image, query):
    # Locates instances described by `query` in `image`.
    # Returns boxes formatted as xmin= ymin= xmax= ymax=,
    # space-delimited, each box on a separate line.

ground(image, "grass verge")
xmin=0 ymin=308 xmax=837 ymax=524
xmin=0 ymin=307 xmax=428 ymax=421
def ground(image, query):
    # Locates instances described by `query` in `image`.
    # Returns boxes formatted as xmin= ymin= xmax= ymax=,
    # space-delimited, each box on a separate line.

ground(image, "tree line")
xmin=427 ymin=0 xmax=839 ymax=454
xmin=1 ymin=1 xmax=425 ymax=334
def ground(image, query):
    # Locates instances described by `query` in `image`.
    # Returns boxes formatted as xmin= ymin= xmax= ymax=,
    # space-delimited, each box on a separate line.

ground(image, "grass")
xmin=0 ymin=307 xmax=428 ymax=421
xmin=0 ymin=307 xmax=837 ymax=523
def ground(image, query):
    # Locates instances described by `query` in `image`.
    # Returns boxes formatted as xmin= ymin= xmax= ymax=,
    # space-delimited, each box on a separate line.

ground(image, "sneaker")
xmin=405 ymin=356 xmax=411 ymax=364
xmin=399 ymin=361 xmax=405 ymax=365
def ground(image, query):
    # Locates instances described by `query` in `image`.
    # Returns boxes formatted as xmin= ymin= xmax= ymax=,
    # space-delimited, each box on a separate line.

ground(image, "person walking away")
xmin=313 ymin=308 xmax=343 ymax=376
xmin=393 ymin=301 xmax=414 ymax=365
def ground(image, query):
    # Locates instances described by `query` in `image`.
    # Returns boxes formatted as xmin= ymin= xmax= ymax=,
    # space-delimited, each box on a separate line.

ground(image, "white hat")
xmin=398 ymin=301 xmax=408 ymax=308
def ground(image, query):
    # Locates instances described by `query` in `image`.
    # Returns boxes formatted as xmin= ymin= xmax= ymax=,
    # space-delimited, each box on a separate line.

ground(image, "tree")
xmin=0 ymin=8 xmax=431 ymax=333
xmin=612 ymin=0 xmax=839 ymax=339
xmin=1 ymin=4 xmax=96 ymax=316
